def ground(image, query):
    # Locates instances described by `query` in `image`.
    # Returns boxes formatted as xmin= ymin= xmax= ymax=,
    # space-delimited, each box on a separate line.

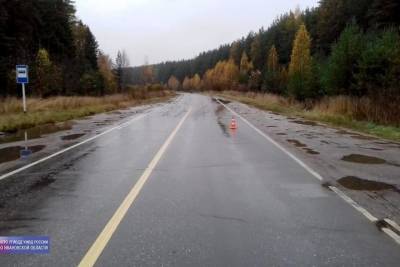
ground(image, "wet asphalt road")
xmin=0 ymin=93 xmax=399 ymax=266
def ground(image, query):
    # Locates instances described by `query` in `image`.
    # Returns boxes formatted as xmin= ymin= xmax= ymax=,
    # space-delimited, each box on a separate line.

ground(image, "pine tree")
xmin=84 ymin=27 xmax=99 ymax=71
xmin=250 ymin=35 xmax=263 ymax=70
xmin=288 ymin=24 xmax=313 ymax=99
xmin=321 ymin=23 xmax=364 ymax=95
xmin=230 ymin=41 xmax=242 ymax=66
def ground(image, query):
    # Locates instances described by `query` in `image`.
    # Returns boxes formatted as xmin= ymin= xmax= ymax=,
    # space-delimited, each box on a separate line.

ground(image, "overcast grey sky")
xmin=76 ymin=0 xmax=319 ymax=66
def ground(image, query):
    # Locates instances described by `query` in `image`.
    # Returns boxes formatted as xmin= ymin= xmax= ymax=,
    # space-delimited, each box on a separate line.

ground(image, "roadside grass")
xmin=214 ymin=91 xmax=400 ymax=142
xmin=0 ymin=89 xmax=175 ymax=132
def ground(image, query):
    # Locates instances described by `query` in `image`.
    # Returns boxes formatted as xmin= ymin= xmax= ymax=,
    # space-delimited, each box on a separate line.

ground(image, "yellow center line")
xmin=78 ymin=107 xmax=192 ymax=267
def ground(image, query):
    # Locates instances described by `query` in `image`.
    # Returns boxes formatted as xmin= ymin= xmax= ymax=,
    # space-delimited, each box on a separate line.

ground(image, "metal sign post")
xmin=22 ymin=83 xmax=27 ymax=113
xmin=16 ymin=65 xmax=29 ymax=113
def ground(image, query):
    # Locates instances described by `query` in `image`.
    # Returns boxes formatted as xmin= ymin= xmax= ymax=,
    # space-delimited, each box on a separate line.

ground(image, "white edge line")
xmin=216 ymin=98 xmax=400 ymax=244
xmin=329 ymin=186 xmax=377 ymax=222
xmin=0 ymin=114 xmax=146 ymax=181
xmin=216 ymin=99 xmax=323 ymax=181
xmin=384 ymin=218 xmax=400 ymax=234
xmin=382 ymin=228 xmax=400 ymax=245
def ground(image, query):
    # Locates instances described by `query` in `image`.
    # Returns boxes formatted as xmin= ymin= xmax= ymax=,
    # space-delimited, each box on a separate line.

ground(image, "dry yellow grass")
xmin=216 ymin=91 xmax=400 ymax=141
xmin=0 ymin=88 xmax=175 ymax=132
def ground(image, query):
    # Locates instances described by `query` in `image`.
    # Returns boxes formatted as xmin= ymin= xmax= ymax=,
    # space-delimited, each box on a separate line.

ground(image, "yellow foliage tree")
xmin=240 ymin=51 xmax=253 ymax=74
xmin=98 ymin=53 xmax=117 ymax=94
xmin=203 ymin=59 xmax=239 ymax=91
xmin=35 ymin=48 xmax=62 ymax=96
xmin=182 ymin=76 xmax=191 ymax=91
xmin=167 ymin=75 xmax=180 ymax=90
xmin=267 ymin=45 xmax=279 ymax=73
xmin=288 ymin=24 xmax=313 ymax=99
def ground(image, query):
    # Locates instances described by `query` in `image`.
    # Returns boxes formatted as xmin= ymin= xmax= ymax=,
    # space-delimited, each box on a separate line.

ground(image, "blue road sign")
xmin=20 ymin=149 xmax=32 ymax=159
xmin=16 ymin=65 xmax=29 ymax=84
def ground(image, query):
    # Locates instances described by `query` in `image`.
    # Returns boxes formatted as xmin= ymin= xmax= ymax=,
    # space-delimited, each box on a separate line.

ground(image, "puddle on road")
xmin=0 ymin=145 xmax=45 ymax=164
xmin=341 ymin=154 xmax=386 ymax=164
xmin=292 ymin=120 xmax=319 ymax=126
xmin=61 ymin=133 xmax=85 ymax=141
xmin=0 ymin=122 xmax=73 ymax=144
xmin=215 ymin=105 xmax=225 ymax=114
xmin=337 ymin=176 xmax=398 ymax=192
xmin=217 ymin=121 xmax=230 ymax=137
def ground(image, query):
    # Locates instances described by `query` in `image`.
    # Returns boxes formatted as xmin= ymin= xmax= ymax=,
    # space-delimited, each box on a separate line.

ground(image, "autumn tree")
xmin=167 ymin=76 xmax=180 ymax=90
xmin=288 ymin=24 xmax=314 ymax=99
xmin=142 ymin=65 xmax=155 ymax=85
xmin=239 ymin=52 xmax=253 ymax=85
xmin=98 ymin=52 xmax=117 ymax=94
xmin=263 ymin=45 xmax=282 ymax=93
xmin=182 ymin=76 xmax=191 ymax=91
xmin=35 ymin=48 xmax=62 ymax=96
xmin=203 ymin=59 xmax=239 ymax=91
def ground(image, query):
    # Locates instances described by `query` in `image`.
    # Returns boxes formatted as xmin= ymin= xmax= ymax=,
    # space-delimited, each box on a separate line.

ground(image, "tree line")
xmin=130 ymin=0 xmax=400 ymax=104
xmin=0 ymin=0 xmax=130 ymax=97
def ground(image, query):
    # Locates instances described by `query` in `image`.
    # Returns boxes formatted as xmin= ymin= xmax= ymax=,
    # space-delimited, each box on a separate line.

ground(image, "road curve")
xmin=0 ymin=93 xmax=399 ymax=266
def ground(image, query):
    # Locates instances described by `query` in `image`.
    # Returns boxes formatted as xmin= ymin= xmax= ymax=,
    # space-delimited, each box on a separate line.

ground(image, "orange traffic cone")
xmin=230 ymin=117 xmax=237 ymax=129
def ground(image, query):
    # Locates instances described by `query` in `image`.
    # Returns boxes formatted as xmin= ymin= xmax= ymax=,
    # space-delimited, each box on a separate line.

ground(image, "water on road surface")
xmin=0 ymin=94 xmax=399 ymax=266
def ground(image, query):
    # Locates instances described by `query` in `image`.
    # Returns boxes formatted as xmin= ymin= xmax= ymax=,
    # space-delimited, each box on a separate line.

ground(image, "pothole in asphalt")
xmin=29 ymin=176 xmax=56 ymax=190
xmin=0 ymin=145 xmax=46 ymax=164
xmin=359 ymin=146 xmax=384 ymax=151
xmin=341 ymin=154 xmax=386 ymax=164
xmin=276 ymin=133 xmax=287 ymax=136
xmin=0 ymin=122 xmax=73 ymax=144
xmin=61 ymin=133 xmax=85 ymax=141
xmin=350 ymin=134 xmax=376 ymax=140
xmin=336 ymin=130 xmax=353 ymax=135
xmin=292 ymin=120 xmax=319 ymax=126
xmin=337 ymin=176 xmax=398 ymax=192
xmin=287 ymin=139 xmax=320 ymax=155
xmin=287 ymin=139 xmax=307 ymax=147
xmin=216 ymin=99 xmax=231 ymax=104
xmin=304 ymin=148 xmax=320 ymax=155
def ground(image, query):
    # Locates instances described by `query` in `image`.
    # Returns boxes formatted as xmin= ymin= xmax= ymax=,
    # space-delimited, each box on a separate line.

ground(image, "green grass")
xmin=0 ymin=92 xmax=175 ymax=132
xmin=216 ymin=91 xmax=400 ymax=142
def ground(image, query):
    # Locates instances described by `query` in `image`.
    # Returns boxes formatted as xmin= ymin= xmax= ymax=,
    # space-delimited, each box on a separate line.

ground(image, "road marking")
xmin=78 ymin=108 xmax=192 ymax=267
xmin=216 ymin=98 xmax=400 ymax=245
xmin=216 ymin=99 xmax=323 ymax=181
xmin=384 ymin=219 xmax=400 ymax=234
xmin=382 ymin=228 xmax=400 ymax=245
xmin=329 ymin=186 xmax=377 ymax=222
xmin=0 ymin=114 xmax=146 ymax=181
